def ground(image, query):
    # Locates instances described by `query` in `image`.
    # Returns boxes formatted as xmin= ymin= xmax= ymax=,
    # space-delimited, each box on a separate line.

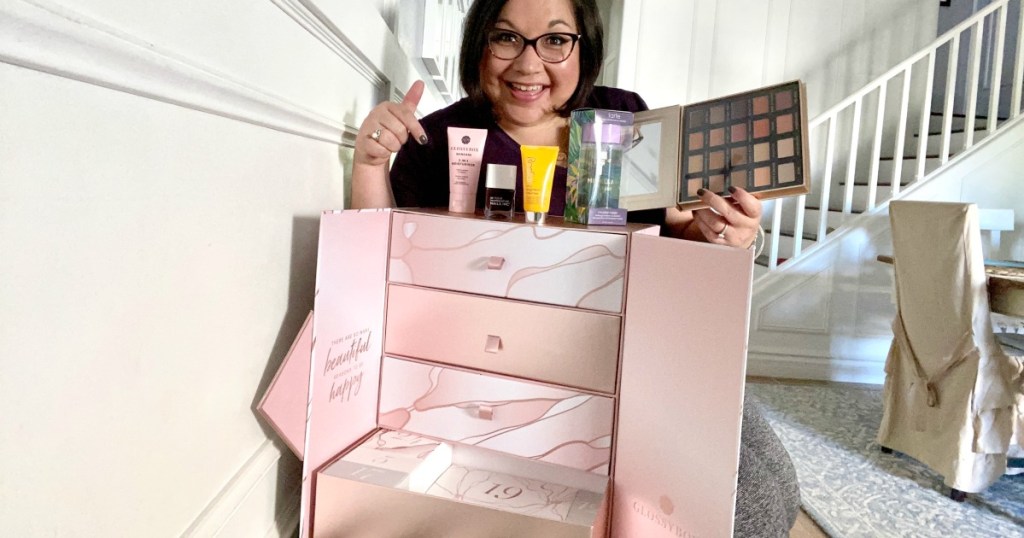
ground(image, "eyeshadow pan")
xmin=753 ymin=95 xmax=770 ymax=115
xmin=688 ymin=132 xmax=704 ymax=150
xmin=731 ymin=99 xmax=750 ymax=119
xmin=709 ymin=128 xmax=726 ymax=146
xmin=689 ymin=109 xmax=706 ymax=127
xmin=776 ymin=114 xmax=794 ymax=134
xmin=778 ymin=162 xmax=796 ymax=183
xmin=753 ymin=118 xmax=770 ymax=139
xmin=754 ymin=166 xmax=772 ymax=187
xmin=775 ymin=90 xmax=793 ymax=110
xmin=731 ymin=123 xmax=747 ymax=142
xmin=754 ymin=142 xmax=770 ymax=162
xmin=710 ymin=105 xmax=726 ymax=124
xmin=688 ymin=154 xmax=704 ymax=174
xmin=687 ymin=178 xmax=704 ymax=197
xmin=709 ymin=150 xmax=725 ymax=170
xmin=730 ymin=147 xmax=748 ymax=166
xmin=708 ymin=174 xmax=725 ymax=193
xmin=777 ymin=137 xmax=795 ymax=158
xmin=729 ymin=170 xmax=749 ymax=190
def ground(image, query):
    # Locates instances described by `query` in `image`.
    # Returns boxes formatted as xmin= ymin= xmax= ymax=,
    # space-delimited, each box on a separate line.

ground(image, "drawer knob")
xmin=477 ymin=405 xmax=495 ymax=420
xmin=485 ymin=335 xmax=502 ymax=353
xmin=487 ymin=256 xmax=506 ymax=270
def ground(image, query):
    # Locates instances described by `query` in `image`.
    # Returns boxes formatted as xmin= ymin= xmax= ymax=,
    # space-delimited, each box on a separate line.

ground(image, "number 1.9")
xmin=483 ymin=482 xmax=523 ymax=500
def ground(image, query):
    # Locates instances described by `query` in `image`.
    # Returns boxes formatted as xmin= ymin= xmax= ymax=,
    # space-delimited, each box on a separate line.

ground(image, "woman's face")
xmin=480 ymin=0 xmax=582 ymax=129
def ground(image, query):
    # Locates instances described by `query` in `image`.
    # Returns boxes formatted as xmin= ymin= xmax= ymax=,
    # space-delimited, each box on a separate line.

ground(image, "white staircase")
xmin=755 ymin=0 xmax=1024 ymax=276
xmin=746 ymin=0 xmax=1024 ymax=382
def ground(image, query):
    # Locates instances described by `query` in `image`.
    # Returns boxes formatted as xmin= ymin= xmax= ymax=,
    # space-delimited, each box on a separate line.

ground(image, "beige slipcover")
xmin=878 ymin=201 xmax=1023 ymax=493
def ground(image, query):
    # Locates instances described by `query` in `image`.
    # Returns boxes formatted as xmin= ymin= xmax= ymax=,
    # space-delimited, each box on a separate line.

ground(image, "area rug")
xmin=748 ymin=382 xmax=1024 ymax=537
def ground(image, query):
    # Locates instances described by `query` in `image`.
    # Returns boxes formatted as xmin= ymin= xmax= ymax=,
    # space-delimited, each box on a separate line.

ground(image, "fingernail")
xmin=697 ymin=188 xmax=707 ymax=196
xmin=418 ymin=134 xmax=429 ymax=145
xmin=728 ymin=186 xmax=737 ymax=194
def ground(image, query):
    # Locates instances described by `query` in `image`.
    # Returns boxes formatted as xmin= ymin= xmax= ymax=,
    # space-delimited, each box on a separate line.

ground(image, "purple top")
xmin=390 ymin=86 xmax=663 ymax=225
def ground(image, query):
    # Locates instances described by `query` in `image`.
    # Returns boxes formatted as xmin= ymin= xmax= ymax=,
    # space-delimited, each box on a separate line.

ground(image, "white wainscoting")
xmin=0 ymin=0 xmax=445 ymax=536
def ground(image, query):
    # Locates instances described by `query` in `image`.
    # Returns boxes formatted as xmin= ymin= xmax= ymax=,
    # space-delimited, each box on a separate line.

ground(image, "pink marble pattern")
xmin=340 ymin=430 xmax=441 ymax=473
xmin=388 ymin=212 xmax=627 ymax=312
xmin=379 ymin=358 xmax=613 ymax=474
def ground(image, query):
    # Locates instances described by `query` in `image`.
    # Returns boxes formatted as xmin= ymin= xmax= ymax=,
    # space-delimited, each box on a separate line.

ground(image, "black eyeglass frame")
xmin=485 ymin=29 xmax=582 ymax=64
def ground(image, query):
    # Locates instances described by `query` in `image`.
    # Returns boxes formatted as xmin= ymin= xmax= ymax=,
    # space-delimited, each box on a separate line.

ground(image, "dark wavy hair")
xmin=458 ymin=0 xmax=604 ymax=116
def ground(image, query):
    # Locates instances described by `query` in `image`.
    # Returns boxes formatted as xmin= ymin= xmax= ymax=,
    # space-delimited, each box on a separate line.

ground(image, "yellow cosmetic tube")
xmin=520 ymin=145 xmax=559 ymax=224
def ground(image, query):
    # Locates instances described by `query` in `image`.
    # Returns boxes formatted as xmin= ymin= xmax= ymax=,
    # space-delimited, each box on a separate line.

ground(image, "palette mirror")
xmin=620 ymin=80 xmax=810 ymax=212
xmin=620 ymin=105 xmax=681 ymax=210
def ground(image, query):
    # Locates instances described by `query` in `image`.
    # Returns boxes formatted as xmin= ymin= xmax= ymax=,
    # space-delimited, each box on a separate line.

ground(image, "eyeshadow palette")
xmin=620 ymin=80 xmax=810 ymax=212
xmin=680 ymin=80 xmax=808 ymax=207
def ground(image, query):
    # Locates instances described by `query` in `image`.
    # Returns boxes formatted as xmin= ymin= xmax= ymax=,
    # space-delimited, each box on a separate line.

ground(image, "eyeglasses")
xmin=486 ymin=29 xmax=581 ymax=63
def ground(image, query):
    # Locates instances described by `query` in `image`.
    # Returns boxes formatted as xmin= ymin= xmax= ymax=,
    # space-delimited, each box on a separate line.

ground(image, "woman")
xmin=352 ymin=0 xmax=798 ymax=535
xmin=352 ymin=0 xmax=761 ymax=248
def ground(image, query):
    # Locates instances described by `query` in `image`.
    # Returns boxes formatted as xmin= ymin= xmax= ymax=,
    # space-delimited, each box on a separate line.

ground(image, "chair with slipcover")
xmin=877 ymin=200 xmax=1024 ymax=500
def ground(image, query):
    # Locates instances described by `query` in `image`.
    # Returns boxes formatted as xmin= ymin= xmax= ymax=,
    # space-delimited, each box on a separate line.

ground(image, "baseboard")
xmin=181 ymin=440 xmax=302 ymax=538
xmin=747 ymin=352 xmax=885 ymax=385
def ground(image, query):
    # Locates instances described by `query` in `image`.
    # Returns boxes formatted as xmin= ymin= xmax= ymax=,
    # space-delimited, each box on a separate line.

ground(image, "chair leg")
xmin=950 ymin=488 xmax=967 ymax=502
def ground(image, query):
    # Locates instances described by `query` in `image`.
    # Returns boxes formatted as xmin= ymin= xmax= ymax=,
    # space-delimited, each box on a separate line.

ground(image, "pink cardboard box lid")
xmin=257 ymin=311 xmax=313 ymax=459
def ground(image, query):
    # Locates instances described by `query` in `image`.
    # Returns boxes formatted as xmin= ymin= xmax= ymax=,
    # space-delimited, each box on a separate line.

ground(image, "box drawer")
xmin=388 ymin=212 xmax=628 ymax=313
xmin=385 ymin=284 xmax=620 ymax=394
xmin=378 ymin=357 xmax=614 ymax=475
xmin=315 ymin=430 xmax=609 ymax=538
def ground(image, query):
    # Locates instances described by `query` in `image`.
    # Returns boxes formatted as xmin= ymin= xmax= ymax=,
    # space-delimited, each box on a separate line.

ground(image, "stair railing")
xmin=764 ymin=0 xmax=1024 ymax=270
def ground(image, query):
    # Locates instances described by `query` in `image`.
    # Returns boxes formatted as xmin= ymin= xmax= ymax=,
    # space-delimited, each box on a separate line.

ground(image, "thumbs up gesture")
xmin=354 ymin=80 xmax=430 ymax=167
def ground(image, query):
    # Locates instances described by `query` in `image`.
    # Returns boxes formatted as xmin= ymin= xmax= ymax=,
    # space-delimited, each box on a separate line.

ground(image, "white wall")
xmin=620 ymin=0 xmax=939 ymax=116
xmin=0 ymin=0 xmax=446 ymax=535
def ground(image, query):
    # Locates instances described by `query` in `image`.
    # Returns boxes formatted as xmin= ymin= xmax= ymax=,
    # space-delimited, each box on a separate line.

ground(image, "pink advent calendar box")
xmin=259 ymin=208 xmax=753 ymax=537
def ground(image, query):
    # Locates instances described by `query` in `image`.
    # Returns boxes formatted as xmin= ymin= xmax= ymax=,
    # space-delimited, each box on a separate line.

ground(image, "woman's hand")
xmin=351 ymin=81 xmax=429 ymax=209
xmin=353 ymin=80 xmax=430 ymax=167
xmin=691 ymin=186 xmax=762 ymax=249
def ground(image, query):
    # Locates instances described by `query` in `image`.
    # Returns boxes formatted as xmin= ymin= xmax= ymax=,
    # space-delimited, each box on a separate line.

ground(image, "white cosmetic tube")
xmin=447 ymin=127 xmax=488 ymax=213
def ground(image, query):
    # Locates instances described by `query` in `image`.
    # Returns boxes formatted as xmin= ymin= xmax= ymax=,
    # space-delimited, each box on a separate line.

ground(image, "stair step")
xmin=764 ymin=228 xmax=828 ymax=242
xmin=904 ymin=129 xmax=990 ymax=156
xmin=771 ymin=205 xmax=848 ymax=234
xmin=804 ymin=205 xmax=863 ymax=213
xmin=839 ymin=177 xmax=913 ymax=187
xmin=830 ymin=182 xmax=908 ymax=212
xmin=755 ymin=254 xmax=792 ymax=268
xmin=757 ymin=230 xmax=817 ymax=261
xmin=873 ymin=156 xmax=941 ymax=184
xmin=928 ymin=112 xmax=991 ymax=132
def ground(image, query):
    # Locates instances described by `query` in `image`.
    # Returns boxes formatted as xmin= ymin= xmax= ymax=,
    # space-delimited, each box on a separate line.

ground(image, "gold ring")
xmin=370 ymin=128 xmax=383 ymax=141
